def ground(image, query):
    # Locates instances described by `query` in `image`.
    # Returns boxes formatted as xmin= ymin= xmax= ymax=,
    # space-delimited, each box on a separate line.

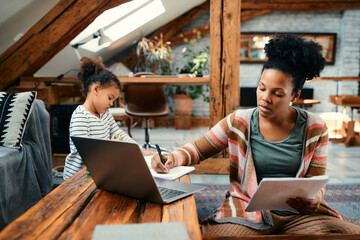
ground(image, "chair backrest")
xmin=124 ymin=72 xmax=170 ymax=117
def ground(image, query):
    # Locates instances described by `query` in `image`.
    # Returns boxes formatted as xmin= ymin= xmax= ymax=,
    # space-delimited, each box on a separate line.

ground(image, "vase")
xmin=172 ymin=94 xmax=193 ymax=115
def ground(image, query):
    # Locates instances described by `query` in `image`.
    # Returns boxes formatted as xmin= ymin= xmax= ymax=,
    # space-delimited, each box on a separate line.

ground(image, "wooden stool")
xmin=329 ymin=95 xmax=360 ymax=147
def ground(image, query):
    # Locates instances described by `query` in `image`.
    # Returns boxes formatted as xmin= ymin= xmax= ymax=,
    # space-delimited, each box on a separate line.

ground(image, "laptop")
xmin=71 ymin=136 xmax=206 ymax=204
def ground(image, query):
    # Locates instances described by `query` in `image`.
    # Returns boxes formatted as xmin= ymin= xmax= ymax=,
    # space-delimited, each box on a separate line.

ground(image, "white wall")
xmin=0 ymin=0 xmax=58 ymax=55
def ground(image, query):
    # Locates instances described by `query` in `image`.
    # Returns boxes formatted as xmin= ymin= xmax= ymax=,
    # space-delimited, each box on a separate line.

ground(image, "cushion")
xmin=108 ymin=107 xmax=127 ymax=116
xmin=0 ymin=91 xmax=37 ymax=149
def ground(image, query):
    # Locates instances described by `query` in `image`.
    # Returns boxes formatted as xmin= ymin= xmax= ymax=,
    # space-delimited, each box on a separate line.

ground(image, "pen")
xmin=155 ymin=144 xmax=166 ymax=165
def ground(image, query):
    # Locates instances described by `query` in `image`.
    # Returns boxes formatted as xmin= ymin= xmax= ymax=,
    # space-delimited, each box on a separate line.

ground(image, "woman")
xmin=151 ymin=34 xmax=360 ymax=235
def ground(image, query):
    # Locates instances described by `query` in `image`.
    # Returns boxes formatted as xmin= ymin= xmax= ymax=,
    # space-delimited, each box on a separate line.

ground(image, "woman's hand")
xmin=141 ymin=149 xmax=155 ymax=156
xmin=286 ymin=196 xmax=320 ymax=215
xmin=151 ymin=154 xmax=174 ymax=173
xmin=111 ymin=134 xmax=123 ymax=141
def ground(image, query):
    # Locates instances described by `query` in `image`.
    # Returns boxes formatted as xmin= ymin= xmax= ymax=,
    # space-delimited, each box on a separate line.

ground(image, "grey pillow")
xmin=0 ymin=91 xmax=37 ymax=149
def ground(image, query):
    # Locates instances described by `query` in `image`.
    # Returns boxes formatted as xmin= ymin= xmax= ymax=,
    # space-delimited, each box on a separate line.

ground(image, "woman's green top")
xmin=250 ymin=107 xmax=307 ymax=216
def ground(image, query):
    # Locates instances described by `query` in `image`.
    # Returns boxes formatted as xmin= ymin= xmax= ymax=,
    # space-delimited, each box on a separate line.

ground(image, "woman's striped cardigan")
xmin=170 ymin=108 xmax=341 ymax=230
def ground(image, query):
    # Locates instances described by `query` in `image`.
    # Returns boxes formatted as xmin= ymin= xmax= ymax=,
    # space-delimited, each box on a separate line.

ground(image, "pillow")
xmin=0 ymin=91 xmax=37 ymax=149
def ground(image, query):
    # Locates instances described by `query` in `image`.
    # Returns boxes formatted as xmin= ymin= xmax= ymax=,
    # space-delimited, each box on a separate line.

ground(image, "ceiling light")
xmin=98 ymin=28 xmax=112 ymax=47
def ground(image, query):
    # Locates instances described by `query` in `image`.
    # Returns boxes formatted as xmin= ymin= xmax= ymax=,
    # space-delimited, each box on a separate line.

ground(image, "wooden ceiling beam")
xmin=241 ymin=0 xmax=360 ymax=11
xmin=122 ymin=0 xmax=210 ymax=71
xmin=241 ymin=10 xmax=271 ymax=21
xmin=0 ymin=0 xmax=131 ymax=90
xmin=170 ymin=24 xmax=210 ymax=46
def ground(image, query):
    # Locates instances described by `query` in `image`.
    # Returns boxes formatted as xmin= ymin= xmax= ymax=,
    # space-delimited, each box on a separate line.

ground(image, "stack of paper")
xmin=245 ymin=175 xmax=329 ymax=212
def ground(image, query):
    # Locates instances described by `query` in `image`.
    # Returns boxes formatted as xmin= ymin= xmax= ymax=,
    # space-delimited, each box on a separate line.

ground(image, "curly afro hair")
xmin=78 ymin=56 xmax=120 ymax=97
xmin=262 ymin=34 xmax=325 ymax=94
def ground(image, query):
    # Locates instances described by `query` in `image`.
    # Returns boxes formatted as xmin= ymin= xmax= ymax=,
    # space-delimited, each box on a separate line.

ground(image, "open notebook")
xmin=144 ymin=156 xmax=195 ymax=180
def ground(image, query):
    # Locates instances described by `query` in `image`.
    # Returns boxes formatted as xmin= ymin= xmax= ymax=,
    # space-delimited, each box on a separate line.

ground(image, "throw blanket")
xmin=0 ymin=100 xmax=52 ymax=229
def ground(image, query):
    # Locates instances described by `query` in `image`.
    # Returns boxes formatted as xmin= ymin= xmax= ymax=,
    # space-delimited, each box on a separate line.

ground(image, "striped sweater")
xmin=171 ymin=108 xmax=341 ymax=230
xmin=63 ymin=105 xmax=137 ymax=180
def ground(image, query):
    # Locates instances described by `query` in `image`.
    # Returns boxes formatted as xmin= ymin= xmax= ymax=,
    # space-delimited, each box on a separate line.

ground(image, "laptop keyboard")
xmin=158 ymin=186 xmax=186 ymax=200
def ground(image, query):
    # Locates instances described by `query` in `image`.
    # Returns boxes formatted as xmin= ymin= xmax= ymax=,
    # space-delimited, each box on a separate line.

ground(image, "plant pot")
xmin=172 ymin=94 xmax=193 ymax=115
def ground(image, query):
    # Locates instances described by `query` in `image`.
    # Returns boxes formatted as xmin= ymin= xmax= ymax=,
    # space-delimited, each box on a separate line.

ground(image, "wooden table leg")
xmin=344 ymin=121 xmax=360 ymax=147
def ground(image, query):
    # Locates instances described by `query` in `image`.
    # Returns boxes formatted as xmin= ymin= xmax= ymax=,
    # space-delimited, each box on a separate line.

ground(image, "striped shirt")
xmin=63 ymin=105 xmax=137 ymax=180
xmin=170 ymin=108 xmax=341 ymax=230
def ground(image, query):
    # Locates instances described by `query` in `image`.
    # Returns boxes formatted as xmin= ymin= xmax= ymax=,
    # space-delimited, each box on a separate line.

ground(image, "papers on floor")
xmin=245 ymin=175 xmax=329 ymax=213
xmin=91 ymin=222 xmax=190 ymax=240
xmin=144 ymin=156 xmax=195 ymax=180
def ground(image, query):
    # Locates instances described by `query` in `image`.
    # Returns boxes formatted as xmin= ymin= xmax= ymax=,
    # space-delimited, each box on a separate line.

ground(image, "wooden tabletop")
xmin=20 ymin=76 xmax=210 ymax=86
xmin=292 ymin=99 xmax=320 ymax=106
xmin=0 ymin=168 xmax=202 ymax=240
xmin=329 ymin=95 xmax=360 ymax=108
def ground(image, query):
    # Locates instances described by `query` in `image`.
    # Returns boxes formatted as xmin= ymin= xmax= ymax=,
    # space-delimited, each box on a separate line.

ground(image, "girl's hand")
xmin=286 ymin=196 xmax=320 ymax=215
xmin=111 ymin=134 xmax=123 ymax=141
xmin=151 ymin=154 xmax=174 ymax=173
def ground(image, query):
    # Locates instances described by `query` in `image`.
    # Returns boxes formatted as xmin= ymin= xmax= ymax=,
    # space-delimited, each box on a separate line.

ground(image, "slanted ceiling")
xmin=1 ymin=0 xmax=360 ymax=90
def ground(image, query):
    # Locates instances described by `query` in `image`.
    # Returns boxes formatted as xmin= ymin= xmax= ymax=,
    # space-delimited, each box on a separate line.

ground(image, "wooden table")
xmin=0 ymin=168 xmax=202 ymax=240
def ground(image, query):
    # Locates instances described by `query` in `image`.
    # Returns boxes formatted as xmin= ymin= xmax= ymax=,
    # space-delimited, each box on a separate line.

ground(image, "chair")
xmin=329 ymin=95 xmax=360 ymax=147
xmin=124 ymin=72 xmax=170 ymax=150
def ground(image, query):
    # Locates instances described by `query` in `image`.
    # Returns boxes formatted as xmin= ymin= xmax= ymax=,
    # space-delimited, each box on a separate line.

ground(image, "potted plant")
xmin=135 ymin=34 xmax=173 ymax=75
xmin=166 ymin=46 xmax=210 ymax=115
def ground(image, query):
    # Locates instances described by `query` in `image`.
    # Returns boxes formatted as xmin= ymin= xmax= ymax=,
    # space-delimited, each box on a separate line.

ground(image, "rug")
xmin=193 ymin=184 xmax=360 ymax=225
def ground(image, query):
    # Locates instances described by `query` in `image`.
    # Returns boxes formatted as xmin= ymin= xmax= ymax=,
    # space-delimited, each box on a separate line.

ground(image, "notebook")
xmin=72 ymin=136 xmax=205 ymax=204
xmin=144 ymin=156 xmax=196 ymax=180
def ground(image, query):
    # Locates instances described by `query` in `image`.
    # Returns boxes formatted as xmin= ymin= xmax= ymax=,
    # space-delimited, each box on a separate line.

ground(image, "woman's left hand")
xmin=141 ymin=149 xmax=155 ymax=156
xmin=286 ymin=196 xmax=320 ymax=215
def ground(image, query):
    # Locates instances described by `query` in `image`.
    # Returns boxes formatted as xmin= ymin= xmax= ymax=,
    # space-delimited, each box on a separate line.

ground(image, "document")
xmin=144 ymin=156 xmax=195 ymax=180
xmin=245 ymin=175 xmax=329 ymax=212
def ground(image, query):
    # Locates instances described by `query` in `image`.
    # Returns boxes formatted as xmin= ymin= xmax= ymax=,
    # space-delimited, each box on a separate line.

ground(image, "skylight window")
xmin=71 ymin=0 xmax=165 ymax=53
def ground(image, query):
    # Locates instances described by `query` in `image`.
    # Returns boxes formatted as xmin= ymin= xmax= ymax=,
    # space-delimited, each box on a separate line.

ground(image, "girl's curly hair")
xmin=262 ymin=34 xmax=325 ymax=94
xmin=78 ymin=56 xmax=120 ymax=97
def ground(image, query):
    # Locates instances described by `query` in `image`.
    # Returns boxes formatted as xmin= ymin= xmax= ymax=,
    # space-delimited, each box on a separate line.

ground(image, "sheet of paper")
xmin=144 ymin=156 xmax=195 ymax=180
xmin=245 ymin=175 xmax=329 ymax=212
xmin=92 ymin=222 xmax=190 ymax=240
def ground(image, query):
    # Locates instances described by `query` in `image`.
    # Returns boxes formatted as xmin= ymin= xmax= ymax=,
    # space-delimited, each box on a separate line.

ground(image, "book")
xmin=144 ymin=156 xmax=195 ymax=180
xmin=245 ymin=175 xmax=329 ymax=213
xmin=91 ymin=222 xmax=190 ymax=240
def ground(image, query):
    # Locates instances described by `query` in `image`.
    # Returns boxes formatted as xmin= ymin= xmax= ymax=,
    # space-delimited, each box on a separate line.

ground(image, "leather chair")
xmin=124 ymin=72 xmax=170 ymax=150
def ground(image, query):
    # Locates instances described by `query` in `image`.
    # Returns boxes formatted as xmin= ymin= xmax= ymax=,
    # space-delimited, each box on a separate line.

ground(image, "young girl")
xmin=63 ymin=56 xmax=147 ymax=180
